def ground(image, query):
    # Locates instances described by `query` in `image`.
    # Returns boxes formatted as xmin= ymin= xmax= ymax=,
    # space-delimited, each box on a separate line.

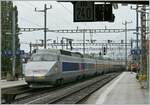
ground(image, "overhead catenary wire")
xmin=20 ymin=16 xmax=43 ymax=27
xmin=57 ymin=2 xmax=77 ymax=27
xmin=25 ymin=2 xmax=37 ymax=8
xmin=57 ymin=2 xmax=87 ymax=29
xmin=58 ymin=2 xmax=72 ymax=14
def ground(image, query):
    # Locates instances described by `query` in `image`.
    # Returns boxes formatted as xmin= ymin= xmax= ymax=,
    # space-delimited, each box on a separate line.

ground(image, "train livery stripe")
xmin=62 ymin=62 xmax=97 ymax=72
xmin=62 ymin=62 xmax=79 ymax=71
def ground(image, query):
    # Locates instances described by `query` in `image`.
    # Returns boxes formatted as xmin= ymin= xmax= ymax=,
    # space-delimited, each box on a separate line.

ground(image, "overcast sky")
xmin=13 ymin=1 xmax=137 ymax=57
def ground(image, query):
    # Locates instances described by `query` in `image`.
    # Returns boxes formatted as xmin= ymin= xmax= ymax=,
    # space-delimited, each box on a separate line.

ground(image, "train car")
xmin=24 ymin=49 xmax=125 ymax=88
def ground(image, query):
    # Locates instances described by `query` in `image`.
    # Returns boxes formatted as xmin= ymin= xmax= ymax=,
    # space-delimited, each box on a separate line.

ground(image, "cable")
xmin=25 ymin=2 xmax=37 ymax=8
xmin=58 ymin=2 xmax=72 ymax=14
xmin=20 ymin=16 xmax=42 ymax=27
xmin=57 ymin=2 xmax=79 ymax=28
xmin=16 ymin=2 xmax=43 ymax=27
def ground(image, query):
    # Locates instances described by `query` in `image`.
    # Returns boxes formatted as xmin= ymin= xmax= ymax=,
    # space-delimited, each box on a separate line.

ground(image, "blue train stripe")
xmin=62 ymin=62 xmax=79 ymax=71
xmin=62 ymin=62 xmax=97 ymax=72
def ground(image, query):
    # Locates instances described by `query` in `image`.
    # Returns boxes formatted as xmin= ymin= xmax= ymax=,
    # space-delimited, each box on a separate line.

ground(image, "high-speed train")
xmin=24 ymin=49 xmax=125 ymax=88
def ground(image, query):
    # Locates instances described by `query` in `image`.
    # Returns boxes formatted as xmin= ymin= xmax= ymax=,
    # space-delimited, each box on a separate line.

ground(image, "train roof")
xmin=32 ymin=49 xmax=125 ymax=65
xmin=36 ymin=49 xmax=83 ymax=57
xmin=35 ymin=49 xmax=124 ymax=63
xmin=36 ymin=49 xmax=59 ymax=54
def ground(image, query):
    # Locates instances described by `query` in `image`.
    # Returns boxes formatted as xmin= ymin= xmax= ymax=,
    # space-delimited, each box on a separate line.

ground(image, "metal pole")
xmin=136 ymin=5 xmax=139 ymax=49
xmin=19 ymin=54 xmax=23 ymax=79
xmin=123 ymin=21 xmax=132 ymax=70
xmin=56 ymin=37 xmax=58 ymax=49
xmin=125 ymin=21 xmax=128 ymax=70
xmin=29 ymin=42 xmax=32 ymax=55
xmin=12 ymin=9 xmax=16 ymax=79
xmin=136 ymin=5 xmax=140 ymax=65
xmin=147 ymin=8 xmax=149 ymax=90
xmin=35 ymin=4 xmax=52 ymax=49
xmin=62 ymin=38 xmax=64 ymax=50
xmin=66 ymin=39 xmax=68 ymax=50
xmin=44 ymin=4 xmax=47 ymax=49
xmin=131 ymin=38 xmax=133 ymax=49
xmin=83 ymin=30 xmax=85 ymax=55
xmin=36 ymin=40 xmax=38 ymax=50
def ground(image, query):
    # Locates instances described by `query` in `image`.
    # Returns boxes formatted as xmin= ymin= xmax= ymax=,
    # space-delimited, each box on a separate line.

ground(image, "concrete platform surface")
xmin=1 ymin=78 xmax=27 ymax=88
xmin=85 ymin=72 xmax=149 ymax=104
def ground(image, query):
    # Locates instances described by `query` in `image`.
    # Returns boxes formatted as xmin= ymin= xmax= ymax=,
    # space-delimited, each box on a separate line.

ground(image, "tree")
xmin=1 ymin=1 xmax=20 ymax=80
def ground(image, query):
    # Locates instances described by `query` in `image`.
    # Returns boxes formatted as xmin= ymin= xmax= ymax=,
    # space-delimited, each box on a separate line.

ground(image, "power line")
xmin=18 ymin=2 xmax=44 ymax=27
xmin=58 ymin=2 xmax=72 ymax=14
xmin=57 ymin=2 xmax=87 ymax=29
xmin=57 ymin=2 xmax=77 ymax=28
xmin=47 ymin=28 xmax=137 ymax=33
xmin=25 ymin=2 xmax=37 ymax=8
xmin=25 ymin=2 xmax=72 ymax=29
xmin=19 ymin=28 xmax=46 ymax=32
xmin=20 ymin=17 xmax=42 ymax=27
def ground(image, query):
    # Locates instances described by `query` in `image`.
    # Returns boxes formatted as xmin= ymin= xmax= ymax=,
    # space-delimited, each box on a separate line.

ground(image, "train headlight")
xmin=25 ymin=69 xmax=48 ymax=76
xmin=33 ymin=70 xmax=49 ymax=76
xmin=25 ymin=70 xmax=33 ymax=76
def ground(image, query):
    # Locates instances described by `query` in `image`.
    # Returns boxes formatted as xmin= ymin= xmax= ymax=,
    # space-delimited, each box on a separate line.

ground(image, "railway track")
xmin=4 ymin=81 xmax=77 ymax=104
xmin=49 ymin=73 xmax=119 ymax=104
xmin=1 ymin=84 xmax=31 ymax=104
xmin=11 ymin=82 xmax=75 ymax=104
xmin=9 ymin=75 xmax=97 ymax=104
xmin=10 ymin=72 xmax=121 ymax=104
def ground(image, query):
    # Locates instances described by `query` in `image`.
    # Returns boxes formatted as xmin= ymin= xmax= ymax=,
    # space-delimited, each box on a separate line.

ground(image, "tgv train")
xmin=25 ymin=49 xmax=125 ymax=88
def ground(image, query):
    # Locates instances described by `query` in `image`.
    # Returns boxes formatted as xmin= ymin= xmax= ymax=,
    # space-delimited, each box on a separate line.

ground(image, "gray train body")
xmin=25 ymin=49 xmax=125 ymax=88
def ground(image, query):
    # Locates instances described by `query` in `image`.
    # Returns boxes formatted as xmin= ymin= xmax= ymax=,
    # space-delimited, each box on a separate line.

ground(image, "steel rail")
xmin=48 ymin=73 xmax=120 ymax=104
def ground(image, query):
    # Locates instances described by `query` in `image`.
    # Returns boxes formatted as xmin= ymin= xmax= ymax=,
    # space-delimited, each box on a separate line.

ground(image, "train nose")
xmin=24 ymin=61 xmax=56 ymax=76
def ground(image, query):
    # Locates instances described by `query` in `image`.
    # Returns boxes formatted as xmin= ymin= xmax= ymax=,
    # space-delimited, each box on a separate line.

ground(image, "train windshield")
xmin=31 ymin=54 xmax=56 ymax=61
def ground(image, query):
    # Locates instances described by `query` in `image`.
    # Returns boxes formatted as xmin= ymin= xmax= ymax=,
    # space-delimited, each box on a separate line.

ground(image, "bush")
xmin=139 ymin=74 xmax=146 ymax=81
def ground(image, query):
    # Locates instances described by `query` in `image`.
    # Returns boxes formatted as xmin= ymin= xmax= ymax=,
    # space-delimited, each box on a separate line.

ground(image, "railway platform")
xmin=1 ymin=78 xmax=27 ymax=88
xmin=85 ymin=71 xmax=149 ymax=104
